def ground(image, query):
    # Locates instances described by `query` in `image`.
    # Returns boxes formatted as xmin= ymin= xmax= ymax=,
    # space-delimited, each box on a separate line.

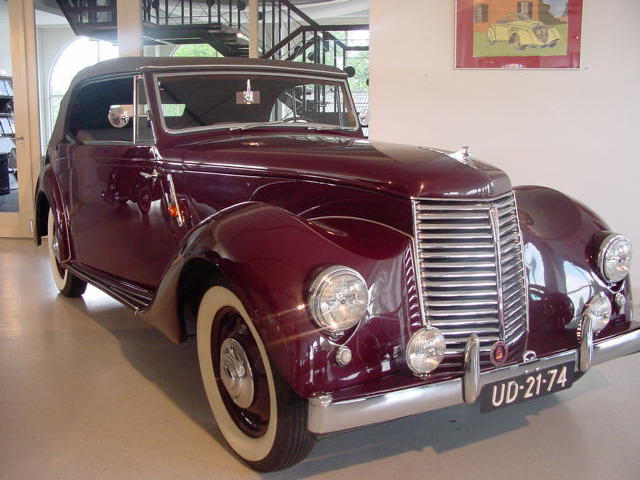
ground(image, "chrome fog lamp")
xmin=309 ymin=266 xmax=368 ymax=333
xmin=406 ymin=327 xmax=446 ymax=374
xmin=598 ymin=234 xmax=632 ymax=284
xmin=583 ymin=292 xmax=612 ymax=334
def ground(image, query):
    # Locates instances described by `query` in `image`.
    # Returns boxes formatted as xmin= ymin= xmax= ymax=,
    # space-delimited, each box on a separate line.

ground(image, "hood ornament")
xmin=449 ymin=146 xmax=473 ymax=166
xmin=419 ymin=145 xmax=476 ymax=168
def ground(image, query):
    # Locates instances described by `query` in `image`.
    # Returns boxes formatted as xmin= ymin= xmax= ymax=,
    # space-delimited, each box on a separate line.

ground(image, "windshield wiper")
xmin=228 ymin=121 xmax=285 ymax=132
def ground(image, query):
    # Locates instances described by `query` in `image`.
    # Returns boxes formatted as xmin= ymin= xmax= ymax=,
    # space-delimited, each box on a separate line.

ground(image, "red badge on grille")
xmin=490 ymin=341 xmax=508 ymax=366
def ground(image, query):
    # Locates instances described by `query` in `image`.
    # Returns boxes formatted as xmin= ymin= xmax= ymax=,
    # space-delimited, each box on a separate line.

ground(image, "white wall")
xmin=0 ymin=2 xmax=12 ymax=75
xmin=369 ymin=0 xmax=640 ymax=299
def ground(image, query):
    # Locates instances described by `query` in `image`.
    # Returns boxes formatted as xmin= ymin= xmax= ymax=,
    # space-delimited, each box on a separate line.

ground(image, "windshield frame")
xmin=152 ymin=70 xmax=361 ymax=135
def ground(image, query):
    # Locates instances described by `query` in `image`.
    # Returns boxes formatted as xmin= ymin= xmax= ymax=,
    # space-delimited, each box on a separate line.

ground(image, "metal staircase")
xmin=56 ymin=0 xmax=368 ymax=68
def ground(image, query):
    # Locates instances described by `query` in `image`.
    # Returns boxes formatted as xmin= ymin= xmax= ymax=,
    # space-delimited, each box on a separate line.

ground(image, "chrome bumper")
xmin=307 ymin=326 xmax=640 ymax=434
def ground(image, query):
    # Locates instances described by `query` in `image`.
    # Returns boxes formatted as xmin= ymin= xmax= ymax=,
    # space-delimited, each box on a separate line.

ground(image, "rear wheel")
xmin=47 ymin=210 xmax=86 ymax=297
xmin=196 ymin=285 xmax=315 ymax=471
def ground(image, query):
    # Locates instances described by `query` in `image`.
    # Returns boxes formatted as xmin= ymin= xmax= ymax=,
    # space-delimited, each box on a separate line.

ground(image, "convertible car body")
xmin=34 ymin=57 xmax=637 ymax=471
xmin=488 ymin=14 xmax=561 ymax=49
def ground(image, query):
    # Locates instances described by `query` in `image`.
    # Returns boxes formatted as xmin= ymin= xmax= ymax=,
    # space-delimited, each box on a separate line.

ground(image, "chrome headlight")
xmin=406 ymin=327 xmax=446 ymax=374
xmin=583 ymin=292 xmax=612 ymax=334
xmin=598 ymin=234 xmax=632 ymax=284
xmin=308 ymin=266 xmax=368 ymax=333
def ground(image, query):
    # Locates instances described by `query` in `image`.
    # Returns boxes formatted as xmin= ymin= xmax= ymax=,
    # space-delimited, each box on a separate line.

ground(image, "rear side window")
xmin=68 ymin=77 xmax=134 ymax=143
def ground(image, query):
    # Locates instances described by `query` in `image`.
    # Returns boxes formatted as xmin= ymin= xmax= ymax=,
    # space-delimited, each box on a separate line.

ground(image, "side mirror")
xmin=108 ymin=104 xmax=133 ymax=128
xmin=358 ymin=110 xmax=369 ymax=128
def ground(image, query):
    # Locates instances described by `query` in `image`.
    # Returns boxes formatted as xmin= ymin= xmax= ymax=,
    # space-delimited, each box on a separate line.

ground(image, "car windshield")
xmin=155 ymin=73 xmax=358 ymax=133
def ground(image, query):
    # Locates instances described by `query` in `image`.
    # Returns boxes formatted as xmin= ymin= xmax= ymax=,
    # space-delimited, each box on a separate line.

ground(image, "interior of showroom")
xmin=1 ymin=0 xmax=639 ymax=478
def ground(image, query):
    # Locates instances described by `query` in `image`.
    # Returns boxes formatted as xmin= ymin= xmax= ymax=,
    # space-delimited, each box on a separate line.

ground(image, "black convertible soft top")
xmin=49 ymin=57 xmax=348 ymax=147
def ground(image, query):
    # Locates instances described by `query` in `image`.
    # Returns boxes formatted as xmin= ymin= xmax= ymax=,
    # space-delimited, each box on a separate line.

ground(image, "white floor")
xmin=1 ymin=237 xmax=639 ymax=480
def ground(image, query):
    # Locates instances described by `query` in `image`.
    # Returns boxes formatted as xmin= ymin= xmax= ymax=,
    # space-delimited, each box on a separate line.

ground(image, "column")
xmin=117 ymin=0 xmax=143 ymax=57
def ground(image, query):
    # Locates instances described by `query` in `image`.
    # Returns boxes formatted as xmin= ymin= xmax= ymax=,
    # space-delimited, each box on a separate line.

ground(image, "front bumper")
xmin=307 ymin=324 xmax=640 ymax=434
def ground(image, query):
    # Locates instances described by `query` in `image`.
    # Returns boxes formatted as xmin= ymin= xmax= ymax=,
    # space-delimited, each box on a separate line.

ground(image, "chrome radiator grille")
xmin=413 ymin=192 xmax=528 ymax=358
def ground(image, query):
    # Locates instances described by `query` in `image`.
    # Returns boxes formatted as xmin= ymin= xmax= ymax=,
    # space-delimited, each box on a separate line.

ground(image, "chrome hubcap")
xmin=51 ymin=235 xmax=59 ymax=258
xmin=220 ymin=338 xmax=254 ymax=409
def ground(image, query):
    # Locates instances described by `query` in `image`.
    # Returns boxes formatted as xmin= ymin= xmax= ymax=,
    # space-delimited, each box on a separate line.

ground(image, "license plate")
xmin=480 ymin=361 xmax=575 ymax=413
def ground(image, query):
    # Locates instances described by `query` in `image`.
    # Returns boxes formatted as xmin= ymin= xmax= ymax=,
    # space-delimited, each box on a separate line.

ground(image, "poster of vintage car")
xmin=456 ymin=0 xmax=583 ymax=68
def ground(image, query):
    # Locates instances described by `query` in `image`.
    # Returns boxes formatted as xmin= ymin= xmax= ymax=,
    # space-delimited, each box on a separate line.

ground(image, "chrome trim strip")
xmin=307 ymin=327 xmax=640 ymax=434
xmin=511 ymin=191 xmax=530 ymax=356
xmin=489 ymin=206 xmax=505 ymax=339
xmin=411 ymin=199 xmax=429 ymax=326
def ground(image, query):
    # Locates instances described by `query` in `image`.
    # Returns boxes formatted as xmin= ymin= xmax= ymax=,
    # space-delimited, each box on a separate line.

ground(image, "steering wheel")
xmin=282 ymin=117 xmax=313 ymax=123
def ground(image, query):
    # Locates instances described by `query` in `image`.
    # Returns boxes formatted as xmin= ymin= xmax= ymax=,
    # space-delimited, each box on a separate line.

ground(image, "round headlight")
xmin=406 ymin=327 xmax=446 ymax=374
xmin=598 ymin=234 xmax=632 ymax=284
xmin=308 ymin=266 xmax=368 ymax=333
xmin=583 ymin=292 xmax=612 ymax=334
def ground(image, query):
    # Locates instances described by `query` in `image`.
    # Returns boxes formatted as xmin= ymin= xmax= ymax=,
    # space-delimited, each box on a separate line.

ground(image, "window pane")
xmin=156 ymin=74 xmax=357 ymax=131
xmin=69 ymin=77 xmax=133 ymax=143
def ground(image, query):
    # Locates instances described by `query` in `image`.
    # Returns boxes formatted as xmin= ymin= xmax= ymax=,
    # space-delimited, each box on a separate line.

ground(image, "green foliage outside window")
xmin=172 ymin=44 xmax=222 ymax=57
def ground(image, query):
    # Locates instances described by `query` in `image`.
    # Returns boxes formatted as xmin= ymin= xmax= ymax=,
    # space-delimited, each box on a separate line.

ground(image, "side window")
xmin=67 ymin=77 xmax=134 ymax=144
xmin=135 ymin=76 xmax=154 ymax=143
xmin=517 ymin=1 xmax=533 ymax=18
xmin=474 ymin=4 xmax=488 ymax=23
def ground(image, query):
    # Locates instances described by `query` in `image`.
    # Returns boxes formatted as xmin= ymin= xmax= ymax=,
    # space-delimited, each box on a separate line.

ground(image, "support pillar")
xmin=1 ymin=0 xmax=40 ymax=237
xmin=117 ymin=0 xmax=143 ymax=57
xmin=249 ymin=0 xmax=259 ymax=59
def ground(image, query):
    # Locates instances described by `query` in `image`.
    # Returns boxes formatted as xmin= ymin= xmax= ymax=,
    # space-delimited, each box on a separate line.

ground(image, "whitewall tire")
xmin=47 ymin=210 xmax=86 ymax=297
xmin=196 ymin=285 xmax=314 ymax=471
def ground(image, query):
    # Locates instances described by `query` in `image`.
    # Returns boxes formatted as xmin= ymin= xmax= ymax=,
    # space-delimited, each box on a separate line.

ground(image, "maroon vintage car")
xmin=34 ymin=57 xmax=636 ymax=471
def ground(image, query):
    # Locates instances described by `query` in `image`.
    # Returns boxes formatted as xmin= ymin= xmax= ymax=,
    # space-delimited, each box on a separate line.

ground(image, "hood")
xmin=179 ymin=133 xmax=512 ymax=199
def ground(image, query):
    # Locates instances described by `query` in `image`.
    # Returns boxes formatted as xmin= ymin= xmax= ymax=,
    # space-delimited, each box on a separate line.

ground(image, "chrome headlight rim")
xmin=406 ymin=326 xmax=446 ymax=375
xmin=308 ymin=265 xmax=369 ymax=334
xmin=597 ymin=233 xmax=632 ymax=284
xmin=582 ymin=291 xmax=612 ymax=335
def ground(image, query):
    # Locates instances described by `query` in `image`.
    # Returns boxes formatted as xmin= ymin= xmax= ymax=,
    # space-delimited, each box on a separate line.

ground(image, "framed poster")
xmin=456 ymin=0 xmax=583 ymax=68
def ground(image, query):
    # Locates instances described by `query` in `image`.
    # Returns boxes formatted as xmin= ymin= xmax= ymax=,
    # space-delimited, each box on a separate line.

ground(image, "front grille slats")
xmin=413 ymin=191 xmax=529 ymax=372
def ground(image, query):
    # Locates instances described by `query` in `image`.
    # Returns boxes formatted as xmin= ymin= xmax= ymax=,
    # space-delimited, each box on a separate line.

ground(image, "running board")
xmin=67 ymin=264 xmax=155 ymax=312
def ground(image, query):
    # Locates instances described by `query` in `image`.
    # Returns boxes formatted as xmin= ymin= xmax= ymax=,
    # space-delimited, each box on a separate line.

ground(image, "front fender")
xmin=141 ymin=202 xmax=416 ymax=399
xmin=515 ymin=186 xmax=633 ymax=356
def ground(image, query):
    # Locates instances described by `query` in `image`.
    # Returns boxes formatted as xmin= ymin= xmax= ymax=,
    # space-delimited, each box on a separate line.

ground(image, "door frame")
xmin=0 ymin=0 xmax=41 ymax=237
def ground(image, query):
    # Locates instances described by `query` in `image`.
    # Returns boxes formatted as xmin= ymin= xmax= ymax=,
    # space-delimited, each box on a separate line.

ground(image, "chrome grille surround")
xmin=412 ymin=192 xmax=529 ymax=362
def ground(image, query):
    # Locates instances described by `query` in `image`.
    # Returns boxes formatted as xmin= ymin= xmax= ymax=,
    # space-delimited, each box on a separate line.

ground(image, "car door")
xmin=64 ymin=76 xmax=177 ymax=288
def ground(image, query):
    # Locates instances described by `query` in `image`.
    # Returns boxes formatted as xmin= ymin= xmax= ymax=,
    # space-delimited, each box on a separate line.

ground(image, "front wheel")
xmin=196 ymin=285 xmax=315 ymax=471
xmin=47 ymin=210 xmax=86 ymax=297
xmin=511 ymin=34 xmax=526 ymax=50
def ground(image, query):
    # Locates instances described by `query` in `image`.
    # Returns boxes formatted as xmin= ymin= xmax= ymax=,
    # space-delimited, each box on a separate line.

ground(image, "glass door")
xmin=0 ymin=0 xmax=39 ymax=237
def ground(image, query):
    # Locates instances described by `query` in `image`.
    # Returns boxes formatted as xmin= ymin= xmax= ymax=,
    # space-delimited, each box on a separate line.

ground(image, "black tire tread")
xmin=247 ymin=367 xmax=316 ymax=472
xmin=60 ymin=273 xmax=87 ymax=297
